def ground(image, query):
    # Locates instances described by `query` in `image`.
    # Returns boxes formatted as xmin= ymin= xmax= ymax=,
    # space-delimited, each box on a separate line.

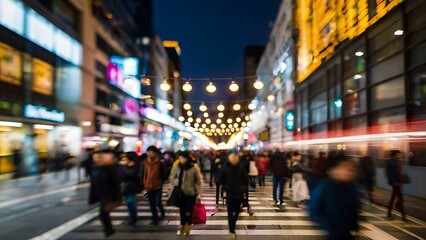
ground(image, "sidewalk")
xmin=372 ymin=187 xmax=426 ymax=222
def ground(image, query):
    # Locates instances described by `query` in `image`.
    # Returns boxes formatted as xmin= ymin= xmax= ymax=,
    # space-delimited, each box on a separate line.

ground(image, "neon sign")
xmin=24 ymin=104 xmax=65 ymax=122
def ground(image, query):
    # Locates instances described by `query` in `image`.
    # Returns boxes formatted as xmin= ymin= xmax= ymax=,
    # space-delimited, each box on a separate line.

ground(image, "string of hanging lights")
xmin=139 ymin=75 xmax=265 ymax=93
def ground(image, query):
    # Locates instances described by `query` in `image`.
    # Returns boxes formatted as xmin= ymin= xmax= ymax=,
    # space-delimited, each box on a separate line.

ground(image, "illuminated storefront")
xmin=293 ymin=0 xmax=426 ymax=198
xmin=0 ymin=0 xmax=83 ymax=177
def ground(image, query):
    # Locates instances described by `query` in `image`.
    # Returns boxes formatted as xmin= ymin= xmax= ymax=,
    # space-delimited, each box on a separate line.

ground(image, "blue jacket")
xmin=309 ymin=179 xmax=360 ymax=236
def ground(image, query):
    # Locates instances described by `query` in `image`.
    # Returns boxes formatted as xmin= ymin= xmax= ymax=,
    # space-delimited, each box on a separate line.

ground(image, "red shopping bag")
xmin=192 ymin=203 xmax=207 ymax=225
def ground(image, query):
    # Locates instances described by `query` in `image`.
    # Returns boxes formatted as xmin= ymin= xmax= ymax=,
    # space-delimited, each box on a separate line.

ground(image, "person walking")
xmin=256 ymin=153 xmax=269 ymax=188
xmin=309 ymin=154 xmax=360 ymax=240
xmin=248 ymin=158 xmax=258 ymax=189
xmin=89 ymin=150 xmax=122 ymax=238
xmin=291 ymin=152 xmax=310 ymax=206
xmin=141 ymin=146 xmax=167 ymax=225
xmin=385 ymin=150 xmax=406 ymax=221
xmin=219 ymin=152 xmax=249 ymax=238
xmin=358 ymin=156 xmax=376 ymax=203
xmin=211 ymin=151 xmax=225 ymax=204
xmin=119 ymin=152 xmax=141 ymax=226
xmin=269 ymin=150 xmax=289 ymax=205
xmin=170 ymin=151 xmax=203 ymax=235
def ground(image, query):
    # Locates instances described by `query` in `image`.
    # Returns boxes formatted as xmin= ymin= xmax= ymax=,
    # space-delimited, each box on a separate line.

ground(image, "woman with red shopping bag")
xmin=169 ymin=151 xmax=203 ymax=235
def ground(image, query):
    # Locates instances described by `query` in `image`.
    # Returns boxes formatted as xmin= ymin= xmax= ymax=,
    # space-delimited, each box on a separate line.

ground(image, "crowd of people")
xmin=86 ymin=147 xmax=408 ymax=240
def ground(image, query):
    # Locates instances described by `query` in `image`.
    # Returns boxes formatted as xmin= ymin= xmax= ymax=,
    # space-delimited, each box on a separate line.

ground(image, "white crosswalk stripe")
xmin=60 ymin=183 xmax=402 ymax=239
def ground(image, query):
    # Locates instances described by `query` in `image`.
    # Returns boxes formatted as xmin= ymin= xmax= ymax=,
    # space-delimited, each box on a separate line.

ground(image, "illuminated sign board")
xmin=24 ymin=104 xmax=65 ymax=122
xmin=0 ymin=0 xmax=82 ymax=66
xmin=107 ymin=56 xmax=141 ymax=98
xmin=140 ymin=107 xmax=186 ymax=131
xmin=296 ymin=0 xmax=403 ymax=82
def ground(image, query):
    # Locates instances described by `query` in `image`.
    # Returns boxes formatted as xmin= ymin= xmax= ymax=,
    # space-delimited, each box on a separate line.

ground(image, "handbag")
xmin=192 ymin=202 xmax=207 ymax=225
xmin=166 ymin=187 xmax=182 ymax=206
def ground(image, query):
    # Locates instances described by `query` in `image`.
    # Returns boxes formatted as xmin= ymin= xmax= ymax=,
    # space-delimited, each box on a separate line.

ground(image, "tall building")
xmin=292 ymin=0 xmax=426 ymax=198
xmin=251 ymin=0 xmax=294 ymax=149
xmin=164 ymin=40 xmax=183 ymax=119
xmin=0 ymin=0 xmax=189 ymax=178
xmin=0 ymin=0 xmax=83 ymax=176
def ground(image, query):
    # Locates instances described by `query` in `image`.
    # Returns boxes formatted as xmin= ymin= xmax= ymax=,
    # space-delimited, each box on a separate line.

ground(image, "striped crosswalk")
xmin=59 ymin=182 xmax=419 ymax=240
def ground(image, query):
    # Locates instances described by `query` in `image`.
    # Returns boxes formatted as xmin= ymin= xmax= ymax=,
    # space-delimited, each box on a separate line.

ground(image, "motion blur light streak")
xmin=285 ymin=131 xmax=426 ymax=146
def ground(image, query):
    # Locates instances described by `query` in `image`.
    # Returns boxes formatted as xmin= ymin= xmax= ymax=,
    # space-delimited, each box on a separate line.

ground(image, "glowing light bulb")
xmin=206 ymin=81 xmax=216 ymax=93
xmin=160 ymin=78 xmax=171 ymax=91
xmin=233 ymin=104 xmax=241 ymax=111
xmin=199 ymin=103 xmax=208 ymax=112
xmin=253 ymin=79 xmax=264 ymax=89
xmin=167 ymin=103 xmax=174 ymax=110
xmin=182 ymin=81 xmax=192 ymax=92
xmin=217 ymin=103 xmax=225 ymax=111
xmin=183 ymin=103 xmax=191 ymax=110
xmin=229 ymin=81 xmax=239 ymax=92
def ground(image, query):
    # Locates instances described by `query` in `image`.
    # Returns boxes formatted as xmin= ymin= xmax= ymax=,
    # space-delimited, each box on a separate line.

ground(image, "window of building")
xmin=311 ymin=106 xmax=327 ymax=125
xmin=371 ymin=76 xmax=405 ymax=111
xmin=408 ymin=42 xmax=426 ymax=69
xmin=343 ymin=90 xmax=366 ymax=116
xmin=329 ymin=84 xmax=342 ymax=120
xmin=407 ymin=0 xmax=426 ymax=32
xmin=343 ymin=43 xmax=365 ymax=79
xmin=408 ymin=27 xmax=426 ymax=48
xmin=371 ymin=107 xmax=405 ymax=125
xmin=0 ymin=43 xmax=22 ymax=86
xmin=343 ymin=73 xmax=366 ymax=94
xmin=410 ymin=64 xmax=426 ymax=100
xmin=369 ymin=53 xmax=403 ymax=85
xmin=368 ymin=0 xmax=377 ymax=20
xmin=309 ymin=74 xmax=327 ymax=97
xmin=369 ymin=37 xmax=403 ymax=64
xmin=53 ymin=0 xmax=80 ymax=32
xmin=96 ymin=34 xmax=118 ymax=56
xmin=312 ymin=123 xmax=327 ymax=133
xmin=32 ymin=58 xmax=54 ymax=95
xmin=369 ymin=19 xmax=403 ymax=52
xmin=96 ymin=89 xmax=108 ymax=108
xmin=310 ymin=92 xmax=327 ymax=110
xmin=344 ymin=115 xmax=367 ymax=129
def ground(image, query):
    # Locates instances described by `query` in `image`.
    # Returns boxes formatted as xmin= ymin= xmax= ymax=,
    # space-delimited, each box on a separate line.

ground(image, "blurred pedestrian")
xmin=211 ymin=151 xmax=225 ymax=204
xmin=169 ymin=151 xmax=203 ymax=235
xmin=12 ymin=148 xmax=22 ymax=179
xmin=219 ymin=152 xmax=249 ymax=238
xmin=81 ymin=148 xmax=94 ymax=182
xmin=141 ymin=146 xmax=167 ymax=225
xmin=256 ymin=153 xmax=269 ymax=188
xmin=358 ymin=156 xmax=376 ymax=203
xmin=385 ymin=150 xmax=406 ymax=221
xmin=270 ymin=150 xmax=289 ymax=205
xmin=291 ymin=152 xmax=310 ymax=206
xmin=119 ymin=152 xmax=141 ymax=226
xmin=309 ymin=155 xmax=360 ymax=240
xmin=307 ymin=152 xmax=327 ymax=191
xmin=88 ymin=150 xmax=122 ymax=238
xmin=248 ymin=157 xmax=258 ymax=189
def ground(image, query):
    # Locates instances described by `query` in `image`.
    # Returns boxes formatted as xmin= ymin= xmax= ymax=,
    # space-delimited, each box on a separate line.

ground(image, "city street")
xmin=0 ymin=172 xmax=424 ymax=240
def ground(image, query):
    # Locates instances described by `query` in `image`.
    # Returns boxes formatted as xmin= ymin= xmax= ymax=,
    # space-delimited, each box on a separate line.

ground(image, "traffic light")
xmin=285 ymin=111 xmax=295 ymax=131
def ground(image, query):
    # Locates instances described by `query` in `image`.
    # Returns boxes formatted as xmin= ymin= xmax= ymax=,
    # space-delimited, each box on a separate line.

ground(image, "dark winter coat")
xmin=89 ymin=165 xmax=122 ymax=204
xmin=309 ymin=179 xmax=360 ymax=236
xmin=219 ymin=162 xmax=248 ymax=198
xmin=122 ymin=164 xmax=141 ymax=195
xmin=269 ymin=152 xmax=289 ymax=178
xmin=386 ymin=157 xmax=402 ymax=185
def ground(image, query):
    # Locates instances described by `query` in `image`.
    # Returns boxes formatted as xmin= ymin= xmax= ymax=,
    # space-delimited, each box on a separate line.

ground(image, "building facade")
xmin=292 ymin=0 xmax=426 ymax=198
xmin=252 ymin=0 xmax=294 ymax=150
xmin=0 ymin=0 xmax=83 ymax=176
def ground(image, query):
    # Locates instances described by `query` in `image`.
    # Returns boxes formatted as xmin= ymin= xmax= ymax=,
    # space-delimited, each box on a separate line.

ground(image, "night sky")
xmin=153 ymin=0 xmax=280 ymax=103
